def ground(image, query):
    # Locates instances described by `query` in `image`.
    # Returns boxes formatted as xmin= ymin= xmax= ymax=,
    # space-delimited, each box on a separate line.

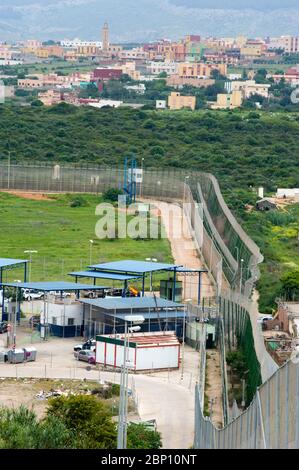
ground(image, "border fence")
xmin=0 ymin=162 xmax=296 ymax=448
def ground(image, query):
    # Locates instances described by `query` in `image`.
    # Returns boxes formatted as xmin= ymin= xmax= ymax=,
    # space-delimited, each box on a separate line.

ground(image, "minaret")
xmin=102 ymin=21 xmax=109 ymax=52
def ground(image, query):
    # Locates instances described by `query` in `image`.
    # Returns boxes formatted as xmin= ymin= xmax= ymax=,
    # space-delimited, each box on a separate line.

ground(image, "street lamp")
xmin=183 ymin=176 xmax=190 ymax=204
xmin=117 ymin=314 xmax=144 ymax=450
xmin=24 ymin=250 xmax=38 ymax=283
xmin=240 ymin=258 xmax=244 ymax=295
xmin=89 ymin=240 xmax=94 ymax=265
xmin=140 ymin=158 xmax=145 ymax=198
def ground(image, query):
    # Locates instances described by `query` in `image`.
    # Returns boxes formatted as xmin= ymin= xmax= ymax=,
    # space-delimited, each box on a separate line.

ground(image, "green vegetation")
xmin=224 ymin=189 xmax=299 ymax=312
xmin=0 ymin=104 xmax=298 ymax=192
xmin=0 ymin=192 xmax=172 ymax=282
xmin=0 ymin=394 xmax=162 ymax=449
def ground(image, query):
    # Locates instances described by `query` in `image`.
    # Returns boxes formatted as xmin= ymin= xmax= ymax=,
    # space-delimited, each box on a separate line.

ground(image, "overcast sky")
xmin=0 ymin=0 xmax=298 ymax=41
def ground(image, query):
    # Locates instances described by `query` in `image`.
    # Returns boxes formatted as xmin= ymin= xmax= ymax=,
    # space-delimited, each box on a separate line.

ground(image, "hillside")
xmin=0 ymin=104 xmax=299 ymax=192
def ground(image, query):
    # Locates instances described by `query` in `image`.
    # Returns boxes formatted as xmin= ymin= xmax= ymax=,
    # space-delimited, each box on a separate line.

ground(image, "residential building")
xmin=60 ymin=39 xmax=102 ymax=48
xmin=156 ymin=100 xmax=167 ymax=109
xmin=167 ymin=76 xmax=215 ymax=88
xmin=125 ymin=83 xmax=146 ymax=94
xmin=157 ymin=42 xmax=186 ymax=61
xmin=178 ymin=62 xmax=227 ymax=78
xmin=119 ymin=48 xmax=148 ymax=60
xmin=272 ymin=66 xmax=299 ymax=87
xmin=168 ymin=91 xmax=196 ymax=110
xmin=225 ymin=80 xmax=270 ymax=99
xmin=88 ymin=99 xmax=123 ymax=109
xmin=240 ymin=40 xmax=265 ymax=57
xmin=38 ymin=89 xmax=63 ymax=106
xmin=209 ymin=90 xmax=243 ymax=110
xmin=268 ymin=36 xmax=299 ymax=53
xmin=119 ymin=62 xmax=141 ymax=81
xmin=92 ymin=68 xmax=122 ymax=82
xmin=147 ymin=61 xmax=178 ymax=76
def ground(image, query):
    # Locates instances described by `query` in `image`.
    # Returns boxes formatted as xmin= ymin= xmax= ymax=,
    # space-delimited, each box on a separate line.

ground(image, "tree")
xmin=127 ymin=423 xmax=162 ymax=449
xmin=47 ymin=395 xmax=117 ymax=449
xmin=281 ymin=270 xmax=299 ymax=300
xmin=31 ymin=100 xmax=44 ymax=107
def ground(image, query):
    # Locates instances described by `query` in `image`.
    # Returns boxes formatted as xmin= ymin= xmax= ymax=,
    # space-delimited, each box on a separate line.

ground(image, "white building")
xmin=60 ymin=39 xmax=102 ymax=49
xmin=276 ymin=188 xmax=299 ymax=199
xmin=125 ymin=83 xmax=146 ymax=94
xmin=96 ymin=331 xmax=180 ymax=371
xmin=119 ymin=48 xmax=148 ymax=60
xmin=88 ymin=99 xmax=123 ymax=109
xmin=156 ymin=100 xmax=167 ymax=109
xmin=225 ymin=80 xmax=270 ymax=99
xmin=40 ymin=298 xmax=83 ymax=337
xmin=268 ymin=36 xmax=299 ymax=53
xmin=147 ymin=61 xmax=179 ymax=76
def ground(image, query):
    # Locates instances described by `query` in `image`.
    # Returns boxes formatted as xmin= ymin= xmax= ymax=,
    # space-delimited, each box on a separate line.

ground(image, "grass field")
xmin=0 ymin=192 xmax=172 ymax=286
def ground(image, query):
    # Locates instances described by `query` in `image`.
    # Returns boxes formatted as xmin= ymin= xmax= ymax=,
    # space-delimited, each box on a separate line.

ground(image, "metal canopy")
xmin=80 ymin=297 xmax=184 ymax=310
xmin=0 ymin=281 xmax=108 ymax=291
xmin=0 ymin=258 xmax=28 ymax=268
xmin=69 ymin=270 xmax=142 ymax=281
xmin=88 ymin=260 xmax=182 ymax=274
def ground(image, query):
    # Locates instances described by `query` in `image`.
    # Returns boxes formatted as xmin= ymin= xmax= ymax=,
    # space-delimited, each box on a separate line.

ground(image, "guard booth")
xmin=160 ymin=280 xmax=183 ymax=303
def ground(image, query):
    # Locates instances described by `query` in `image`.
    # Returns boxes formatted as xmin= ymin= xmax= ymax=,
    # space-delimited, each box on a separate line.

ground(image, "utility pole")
xmin=181 ymin=305 xmax=186 ymax=381
xmin=89 ymin=240 xmax=94 ymax=266
xmin=7 ymin=151 xmax=11 ymax=190
xmin=24 ymin=250 xmax=38 ymax=283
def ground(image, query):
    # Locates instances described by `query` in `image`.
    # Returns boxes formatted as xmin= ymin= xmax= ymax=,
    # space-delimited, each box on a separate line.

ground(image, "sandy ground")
xmin=205 ymin=350 xmax=223 ymax=428
xmin=2 ymin=191 xmax=53 ymax=201
xmin=143 ymin=199 xmax=216 ymax=302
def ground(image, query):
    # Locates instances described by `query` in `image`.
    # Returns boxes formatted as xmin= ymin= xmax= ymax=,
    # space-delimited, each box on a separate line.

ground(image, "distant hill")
xmin=0 ymin=0 xmax=298 ymax=42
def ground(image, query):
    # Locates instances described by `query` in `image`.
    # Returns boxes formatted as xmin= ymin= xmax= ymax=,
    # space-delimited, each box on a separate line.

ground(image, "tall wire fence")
xmin=0 ymin=162 xmax=296 ymax=448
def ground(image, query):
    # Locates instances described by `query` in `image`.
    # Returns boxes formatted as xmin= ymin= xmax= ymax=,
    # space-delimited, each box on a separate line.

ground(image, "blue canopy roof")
xmin=80 ymin=296 xmax=184 ymax=310
xmin=0 ymin=258 xmax=28 ymax=269
xmin=0 ymin=281 xmax=108 ymax=291
xmin=88 ymin=260 xmax=182 ymax=274
xmin=69 ymin=270 xmax=142 ymax=281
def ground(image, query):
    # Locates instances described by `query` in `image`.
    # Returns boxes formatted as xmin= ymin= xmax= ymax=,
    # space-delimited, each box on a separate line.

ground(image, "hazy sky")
xmin=0 ymin=0 xmax=298 ymax=41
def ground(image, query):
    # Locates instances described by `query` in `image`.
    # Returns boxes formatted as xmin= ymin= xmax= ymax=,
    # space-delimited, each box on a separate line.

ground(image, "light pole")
xmin=140 ymin=158 xmax=144 ymax=198
xmin=117 ymin=315 xmax=144 ymax=450
xmin=240 ymin=258 xmax=244 ymax=295
xmin=180 ymin=301 xmax=191 ymax=381
xmin=24 ymin=250 xmax=38 ymax=283
xmin=145 ymin=258 xmax=158 ymax=292
xmin=183 ymin=176 xmax=190 ymax=204
xmin=89 ymin=240 xmax=94 ymax=265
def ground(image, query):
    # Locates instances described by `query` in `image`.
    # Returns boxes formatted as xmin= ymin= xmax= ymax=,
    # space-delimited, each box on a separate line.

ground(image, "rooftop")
xmin=0 ymin=281 xmax=108 ymax=292
xmin=0 ymin=258 xmax=28 ymax=269
xmin=69 ymin=270 xmax=141 ymax=281
xmin=88 ymin=260 xmax=182 ymax=274
xmin=97 ymin=332 xmax=179 ymax=348
xmin=80 ymin=296 xmax=184 ymax=310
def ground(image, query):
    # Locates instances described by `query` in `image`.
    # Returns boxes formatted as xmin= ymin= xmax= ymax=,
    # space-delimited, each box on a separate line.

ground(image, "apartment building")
xmin=268 ymin=36 xmax=299 ymax=53
xmin=225 ymin=80 xmax=270 ymax=99
xmin=272 ymin=66 xmax=299 ymax=86
xmin=240 ymin=40 xmax=265 ymax=57
xmin=119 ymin=48 xmax=148 ymax=60
xmin=168 ymin=92 xmax=196 ymax=110
xmin=147 ymin=61 xmax=178 ymax=76
xmin=178 ymin=62 xmax=227 ymax=78
xmin=157 ymin=42 xmax=186 ymax=62
xmin=167 ymin=76 xmax=215 ymax=88
xmin=38 ymin=89 xmax=63 ymax=106
xmin=210 ymin=90 xmax=243 ymax=110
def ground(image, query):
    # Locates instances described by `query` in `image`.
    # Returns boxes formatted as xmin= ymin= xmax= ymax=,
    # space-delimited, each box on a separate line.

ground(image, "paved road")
xmin=0 ymin=362 xmax=195 ymax=449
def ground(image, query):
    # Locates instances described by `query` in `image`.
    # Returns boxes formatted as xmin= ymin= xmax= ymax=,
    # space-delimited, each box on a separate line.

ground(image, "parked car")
xmin=0 ymin=322 xmax=8 ymax=334
xmin=49 ymin=291 xmax=71 ymax=298
xmin=29 ymin=315 xmax=41 ymax=328
xmin=23 ymin=289 xmax=44 ymax=301
xmin=257 ymin=315 xmax=273 ymax=324
xmin=74 ymin=350 xmax=96 ymax=364
xmin=73 ymin=338 xmax=96 ymax=352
